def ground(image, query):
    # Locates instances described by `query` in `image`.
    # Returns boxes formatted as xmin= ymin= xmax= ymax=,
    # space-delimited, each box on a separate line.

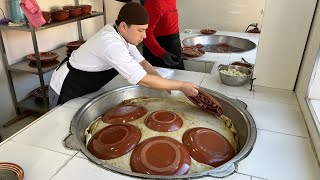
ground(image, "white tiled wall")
xmin=177 ymin=0 xmax=266 ymax=32
xmin=254 ymin=0 xmax=317 ymax=90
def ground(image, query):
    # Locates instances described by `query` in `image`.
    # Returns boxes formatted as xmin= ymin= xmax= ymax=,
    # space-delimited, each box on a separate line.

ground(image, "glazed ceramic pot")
xmin=78 ymin=4 xmax=92 ymax=14
xmin=26 ymin=52 xmax=59 ymax=64
xmin=63 ymin=85 xmax=257 ymax=179
xmin=42 ymin=11 xmax=51 ymax=24
xmin=182 ymin=128 xmax=235 ymax=167
xmin=87 ymin=124 xmax=141 ymax=160
xmin=62 ymin=6 xmax=82 ymax=17
xmin=200 ymin=29 xmax=217 ymax=35
xmin=69 ymin=7 xmax=82 ymax=17
xmin=187 ymin=88 xmax=223 ymax=116
xmin=33 ymin=85 xmax=49 ymax=101
xmin=0 ymin=162 xmax=24 ymax=180
xmin=51 ymin=10 xmax=69 ymax=21
xmin=66 ymin=40 xmax=86 ymax=50
xmin=102 ymin=104 xmax=147 ymax=124
xmin=130 ymin=136 xmax=191 ymax=175
xmin=145 ymin=110 xmax=183 ymax=132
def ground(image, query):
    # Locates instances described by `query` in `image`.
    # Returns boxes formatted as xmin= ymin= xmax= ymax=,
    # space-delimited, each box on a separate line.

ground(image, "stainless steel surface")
xmin=219 ymin=65 xmax=253 ymax=87
xmin=182 ymin=35 xmax=256 ymax=53
xmin=64 ymin=85 xmax=257 ymax=179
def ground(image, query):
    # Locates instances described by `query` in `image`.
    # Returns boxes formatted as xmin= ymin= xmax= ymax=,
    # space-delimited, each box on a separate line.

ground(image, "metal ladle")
xmin=241 ymin=57 xmax=250 ymax=64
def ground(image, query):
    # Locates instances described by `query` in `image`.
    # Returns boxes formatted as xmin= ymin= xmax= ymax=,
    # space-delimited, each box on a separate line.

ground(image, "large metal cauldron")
xmin=182 ymin=35 xmax=256 ymax=53
xmin=64 ymin=85 xmax=256 ymax=179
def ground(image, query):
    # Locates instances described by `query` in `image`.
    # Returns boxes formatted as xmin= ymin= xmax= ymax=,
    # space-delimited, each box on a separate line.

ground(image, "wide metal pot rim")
xmin=182 ymin=34 xmax=256 ymax=46
xmin=67 ymin=85 xmax=257 ymax=179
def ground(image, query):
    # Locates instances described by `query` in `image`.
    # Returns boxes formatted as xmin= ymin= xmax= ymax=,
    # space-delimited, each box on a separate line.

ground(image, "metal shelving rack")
xmin=0 ymin=0 xmax=106 ymax=125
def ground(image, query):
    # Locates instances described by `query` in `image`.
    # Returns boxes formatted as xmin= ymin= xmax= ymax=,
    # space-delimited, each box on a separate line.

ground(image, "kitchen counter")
xmin=180 ymin=30 xmax=259 ymax=74
xmin=0 ymin=70 xmax=319 ymax=180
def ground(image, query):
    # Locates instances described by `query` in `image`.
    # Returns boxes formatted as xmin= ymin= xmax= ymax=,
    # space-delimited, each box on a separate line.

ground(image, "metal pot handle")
xmin=63 ymin=133 xmax=81 ymax=150
xmin=217 ymin=64 xmax=226 ymax=70
xmin=232 ymin=99 xmax=248 ymax=109
xmin=207 ymin=163 xmax=237 ymax=178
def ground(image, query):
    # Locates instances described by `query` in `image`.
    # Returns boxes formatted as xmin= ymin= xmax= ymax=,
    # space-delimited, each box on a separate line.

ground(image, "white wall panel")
xmin=254 ymin=0 xmax=317 ymax=90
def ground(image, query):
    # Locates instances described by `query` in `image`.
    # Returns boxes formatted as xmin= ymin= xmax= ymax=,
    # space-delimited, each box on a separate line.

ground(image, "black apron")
xmin=56 ymin=58 xmax=119 ymax=105
xmin=57 ymin=25 xmax=123 ymax=105
xmin=143 ymin=32 xmax=184 ymax=70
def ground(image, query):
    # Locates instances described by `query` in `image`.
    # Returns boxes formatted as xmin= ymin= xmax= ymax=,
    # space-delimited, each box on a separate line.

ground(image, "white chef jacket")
xmin=50 ymin=24 xmax=147 ymax=95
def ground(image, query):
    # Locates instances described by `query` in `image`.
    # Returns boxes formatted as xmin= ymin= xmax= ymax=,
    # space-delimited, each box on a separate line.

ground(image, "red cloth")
xmin=20 ymin=0 xmax=45 ymax=28
xmin=143 ymin=0 xmax=179 ymax=58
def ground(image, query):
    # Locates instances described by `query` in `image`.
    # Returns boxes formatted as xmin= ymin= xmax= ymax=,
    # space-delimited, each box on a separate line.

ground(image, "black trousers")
xmin=58 ymin=62 xmax=119 ymax=105
xmin=143 ymin=32 xmax=184 ymax=70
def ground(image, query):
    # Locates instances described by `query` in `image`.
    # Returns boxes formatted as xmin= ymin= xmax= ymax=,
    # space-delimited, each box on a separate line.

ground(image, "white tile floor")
xmin=0 ymin=112 xmax=42 ymax=141
xmin=11 ymin=107 xmax=79 ymax=155
xmin=0 ymin=141 xmax=71 ymax=180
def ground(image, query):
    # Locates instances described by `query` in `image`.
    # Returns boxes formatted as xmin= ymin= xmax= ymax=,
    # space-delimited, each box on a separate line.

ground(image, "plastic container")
xmin=10 ymin=0 xmax=27 ymax=22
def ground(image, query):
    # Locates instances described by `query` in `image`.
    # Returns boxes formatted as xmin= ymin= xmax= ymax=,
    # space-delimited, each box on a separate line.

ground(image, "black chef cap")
xmin=116 ymin=2 xmax=149 ymax=25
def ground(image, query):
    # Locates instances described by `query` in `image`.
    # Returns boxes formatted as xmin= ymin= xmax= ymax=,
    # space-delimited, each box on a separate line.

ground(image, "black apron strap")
xmin=58 ymin=62 xmax=119 ymax=105
xmin=56 ymin=57 xmax=69 ymax=71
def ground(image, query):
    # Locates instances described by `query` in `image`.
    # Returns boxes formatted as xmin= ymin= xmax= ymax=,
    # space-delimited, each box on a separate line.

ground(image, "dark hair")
xmin=115 ymin=20 xmax=132 ymax=28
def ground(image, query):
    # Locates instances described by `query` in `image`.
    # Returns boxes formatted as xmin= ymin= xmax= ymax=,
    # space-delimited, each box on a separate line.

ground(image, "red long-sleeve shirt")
xmin=143 ymin=0 xmax=179 ymax=58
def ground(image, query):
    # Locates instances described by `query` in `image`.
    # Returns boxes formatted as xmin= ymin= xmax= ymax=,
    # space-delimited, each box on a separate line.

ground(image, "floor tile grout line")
xmin=257 ymin=128 xmax=310 ymax=138
xmin=9 ymin=139 xmax=78 ymax=156
xmin=236 ymin=172 xmax=269 ymax=180
xmin=49 ymin=151 xmax=80 ymax=180
xmin=0 ymin=113 xmax=47 ymax=144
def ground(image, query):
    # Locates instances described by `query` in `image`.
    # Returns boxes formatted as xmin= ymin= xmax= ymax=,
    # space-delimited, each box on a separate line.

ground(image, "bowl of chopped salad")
xmin=218 ymin=64 xmax=253 ymax=86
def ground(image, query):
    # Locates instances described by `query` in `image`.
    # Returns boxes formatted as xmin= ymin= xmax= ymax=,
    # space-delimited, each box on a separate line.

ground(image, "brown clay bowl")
xmin=181 ymin=46 xmax=205 ymax=57
xmin=230 ymin=61 xmax=254 ymax=69
xmin=182 ymin=127 xmax=235 ymax=167
xmin=145 ymin=110 xmax=183 ymax=132
xmin=66 ymin=40 xmax=86 ymax=50
xmin=62 ymin=5 xmax=74 ymax=10
xmin=87 ymin=124 xmax=141 ymax=160
xmin=0 ymin=162 xmax=24 ymax=180
xmin=51 ymin=10 xmax=69 ymax=21
xmin=42 ymin=11 xmax=51 ymax=24
xmin=130 ymin=136 xmax=191 ymax=175
xmin=66 ymin=49 xmax=74 ymax=57
xmin=200 ymin=29 xmax=217 ymax=35
xmin=33 ymin=85 xmax=49 ymax=100
xmin=62 ymin=6 xmax=82 ymax=17
xmin=187 ymin=88 xmax=223 ymax=116
xmin=26 ymin=52 xmax=59 ymax=64
xmin=102 ymin=104 xmax=148 ymax=124
xmin=78 ymin=4 xmax=92 ymax=14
